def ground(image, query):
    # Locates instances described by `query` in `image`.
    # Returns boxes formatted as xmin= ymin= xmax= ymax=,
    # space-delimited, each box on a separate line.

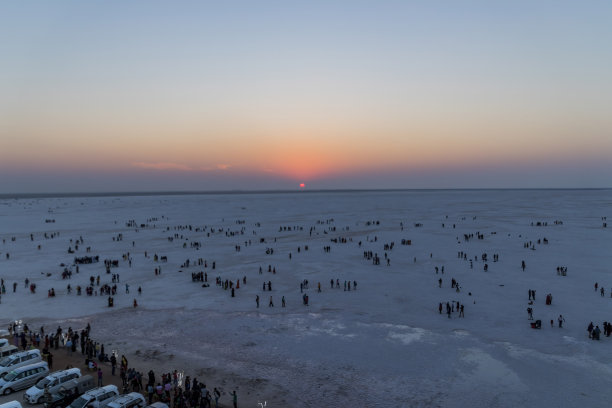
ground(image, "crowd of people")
xmin=1 ymin=197 xmax=610 ymax=407
xmin=5 ymin=322 xmax=238 ymax=408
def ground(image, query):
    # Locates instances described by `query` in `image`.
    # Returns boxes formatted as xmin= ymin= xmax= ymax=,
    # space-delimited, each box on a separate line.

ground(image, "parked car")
xmin=0 ymin=339 xmax=19 ymax=359
xmin=43 ymin=376 xmax=95 ymax=408
xmin=24 ymin=367 xmax=81 ymax=404
xmin=0 ymin=362 xmax=49 ymax=395
xmin=0 ymin=346 xmax=19 ymax=359
xmin=0 ymin=350 xmax=42 ymax=378
xmin=105 ymin=393 xmax=146 ymax=408
xmin=0 ymin=401 xmax=23 ymax=408
xmin=67 ymin=385 xmax=120 ymax=408
xmin=43 ymin=388 xmax=81 ymax=408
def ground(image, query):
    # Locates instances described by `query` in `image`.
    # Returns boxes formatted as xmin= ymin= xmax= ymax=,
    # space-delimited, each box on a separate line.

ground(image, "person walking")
xmin=558 ymin=315 xmax=565 ymax=328
xmin=231 ymin=390 xmax=237 ymax=408
xmin=97 ymin=368 xmax=103 ymax=386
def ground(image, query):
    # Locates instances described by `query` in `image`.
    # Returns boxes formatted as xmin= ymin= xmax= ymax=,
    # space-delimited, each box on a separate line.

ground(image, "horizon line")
xmin=1 ymin=187 xmax=611 ymax=200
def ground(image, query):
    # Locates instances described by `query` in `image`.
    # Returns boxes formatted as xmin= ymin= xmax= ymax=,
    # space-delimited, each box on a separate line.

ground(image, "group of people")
xmin=527 ymin=291 xmax=563 ymax=329
xmin=587 ymin=321 xmax=612 ymax=340
xmin=7 ymin=321 xmax=238 ymax=408
xmin=438 ymin=301 xmax=465 ymax=318
xmin=594 ymin=282 xmax=612 ymax=298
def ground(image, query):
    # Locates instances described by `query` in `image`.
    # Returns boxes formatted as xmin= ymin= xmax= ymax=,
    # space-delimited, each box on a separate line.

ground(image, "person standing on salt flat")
xmin=592 ymin=325 xmax=601 ymax=340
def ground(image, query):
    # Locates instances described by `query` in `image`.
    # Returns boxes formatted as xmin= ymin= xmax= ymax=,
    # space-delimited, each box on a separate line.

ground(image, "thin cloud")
xmin=133 ymin=162 xmax=236 ymax=173
xmin=197 ymin=164 xmax=232 ymax=171
xmin=132 ymin=162 xmax=192 ymax=171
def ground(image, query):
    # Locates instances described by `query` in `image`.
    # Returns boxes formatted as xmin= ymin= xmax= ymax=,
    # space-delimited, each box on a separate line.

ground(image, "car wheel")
xmin=3 ymin=388 xmax=13 ymax=395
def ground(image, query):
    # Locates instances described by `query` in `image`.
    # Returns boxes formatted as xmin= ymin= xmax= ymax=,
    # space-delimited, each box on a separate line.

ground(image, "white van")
xmin=0 ymin=362 xmax=49 ymax=395
xmin=0 ymin=339 xmax=18 ymax=358
xmin=24 ymin=367 xmax=81 ymax=404
xmin=145 ymin=403 xmax=168 ymax=408
xmin=105 ymin=393 xmax=146 ymax=408
xmin=0 ymin=345 xmax=18 ymax=359
xmin=0 ymin=401 xmax=23 ymax=408
xmin=0 ymin=350 xmax=42 ymax=377
xmin=68 ymin=385 xmax=120 ymax=408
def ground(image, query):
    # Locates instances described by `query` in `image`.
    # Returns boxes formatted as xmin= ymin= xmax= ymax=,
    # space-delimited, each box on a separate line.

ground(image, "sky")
xmin=1 ymin=1 xmax=611 ymax=193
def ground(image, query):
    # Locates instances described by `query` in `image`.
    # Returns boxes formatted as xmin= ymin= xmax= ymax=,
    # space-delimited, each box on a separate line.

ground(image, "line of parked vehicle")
xmin=0 ymin=344 xmax=168 ymax=408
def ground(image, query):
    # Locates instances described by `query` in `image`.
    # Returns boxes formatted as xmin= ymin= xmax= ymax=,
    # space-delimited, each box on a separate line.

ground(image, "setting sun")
xmin=299 ymin=183 xmax=305 ymax=188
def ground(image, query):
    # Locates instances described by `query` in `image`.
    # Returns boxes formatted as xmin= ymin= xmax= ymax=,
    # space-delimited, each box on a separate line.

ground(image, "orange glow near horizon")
xmin=2 ymin=127 xmax=611 ymax=184
xmin=2 ymin=109 xmax=612 ymax=184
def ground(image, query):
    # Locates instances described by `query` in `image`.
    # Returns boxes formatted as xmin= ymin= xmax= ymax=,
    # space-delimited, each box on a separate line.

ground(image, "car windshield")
xmin=0 ymin=356 xmax=13 ymax=366
xmin=69 ymin=396 xmax=88 ymax=408
xmin=3 ymin=371 xmax=17 ymax=381
xmin=36 ymin=377 xmax=52 ymax=389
